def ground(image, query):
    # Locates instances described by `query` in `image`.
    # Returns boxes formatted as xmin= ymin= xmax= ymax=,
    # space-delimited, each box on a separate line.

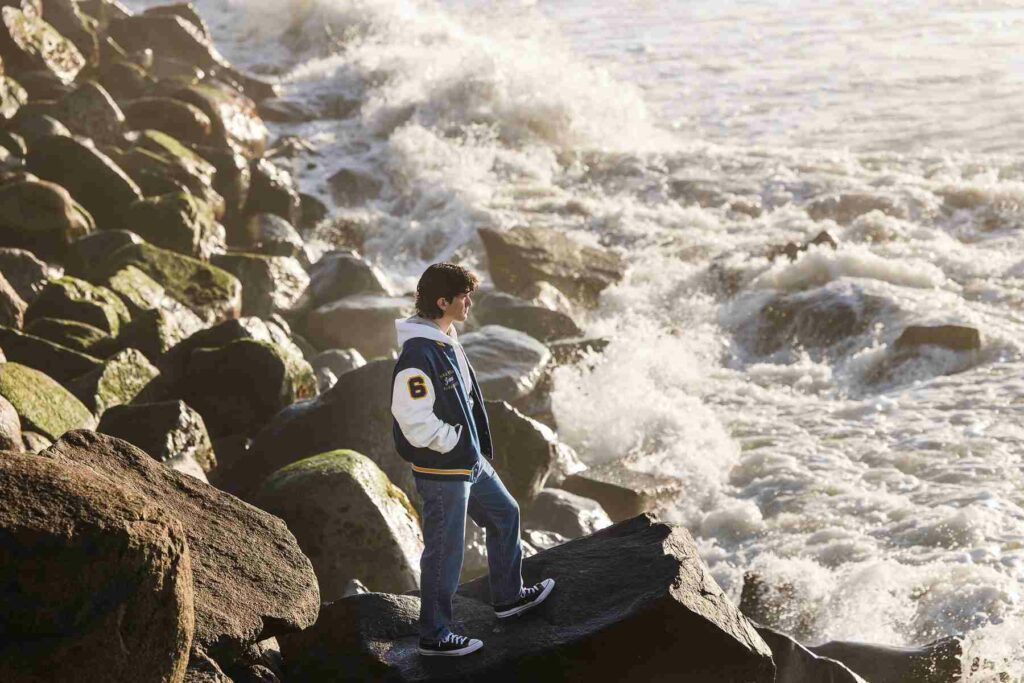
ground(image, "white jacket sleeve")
xmin=391 ymin=367 xmax=462 ymax=453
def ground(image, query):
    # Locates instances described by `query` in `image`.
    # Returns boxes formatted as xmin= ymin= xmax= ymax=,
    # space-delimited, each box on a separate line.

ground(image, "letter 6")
xmin=407 ymin=375 xmax=427 ymax=399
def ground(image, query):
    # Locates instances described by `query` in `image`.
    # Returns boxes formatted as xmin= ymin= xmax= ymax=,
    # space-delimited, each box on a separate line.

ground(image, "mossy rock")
xmin=0 ymin=362 xmax=96 ymax=438
xmin=124 ymin=192 xmax=222 ymax=259
xmin=25 ymin=276 xmax=131 ymax=336
xmin=254 ymin=449 xmax=422 ymax=599
xmin=88 ymin=242 xmax=241 ymax=324
xmin=0 ymin=6 xmax=86 ymax=84
xmin=0 ymin=179 xmax=95 ymax=262
xmin=117 ymin=308 xmax=203 ymax=364
xmin=69 ymin=347 xmax=160 ymax=415
xmin=0 ymin=325 xmax=103 ymax=383
xmin=23 ymin=316 xmax=111 ymax=355
xmin=124 ymin=97 xmax=212 ymax=147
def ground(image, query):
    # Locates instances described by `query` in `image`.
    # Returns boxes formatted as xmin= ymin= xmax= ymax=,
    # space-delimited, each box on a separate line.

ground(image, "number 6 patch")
xmin=407 ymin=375 xmax=427 ymax=399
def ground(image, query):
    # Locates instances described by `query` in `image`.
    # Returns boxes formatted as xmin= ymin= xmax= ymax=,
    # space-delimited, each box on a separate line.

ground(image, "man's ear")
xmin=436 ymin=296 xmax=449 ymax=312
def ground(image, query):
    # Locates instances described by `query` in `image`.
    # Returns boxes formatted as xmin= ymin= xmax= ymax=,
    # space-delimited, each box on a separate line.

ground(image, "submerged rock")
xmin=280 ymin=514 xmax=774 ymax=682
xmin=0 ymin=362 xmax=96 ymax=438
xmin=894 ymin=325 xmax=980 ymax=352
xmin=254 ymin=450 xmax=423 ymax=600
xmin=807 ymin=192 xmax=906 ymax=225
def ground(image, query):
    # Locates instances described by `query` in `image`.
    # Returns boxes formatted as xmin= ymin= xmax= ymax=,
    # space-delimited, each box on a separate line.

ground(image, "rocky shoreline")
xmin=0 ymin=2 xmax=967 ymax=681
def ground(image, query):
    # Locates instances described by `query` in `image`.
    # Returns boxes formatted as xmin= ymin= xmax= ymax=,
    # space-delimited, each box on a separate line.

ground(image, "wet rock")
xmin=0 ymin=178 xmax=94 ymax=261
xmin=26 ymin=134 xmax=141 ymax=231
xmin=296 ymin=249 xmax=387 ymax=311
xmin=26 ymin=275 xmax=131 ymax=336
xmin=98 ymin=399 xmax=215 ymax=472
xmin=282 ymin=514 xmax=774 ymax=682
xmin=0 ymin=325 xmax=103 ymax=382
xmin=808 ymin=192 xmax=906 ymax=225
xmin=462 ymin=325 xmax=551 ymax=402
xmin=173 ymin=81 xmax=268 ymax=160
xmin=479 ymin=226 xmax=625 ymax=308
xmin=0 ymin=5 xmax=85 ymax=84
xmin=485 ymin=400 xmax=560 ymax=505
xmin=243 ymin=157 xmax=300 ymax=224
xmin=254 ymin=449 xmax=423 ymax=600
xmin=894 ymin=325 xmax=980 ymax=352
xmin=327 ymin=166 xmax=382 ymax=207
xmin=547 ymin=336 xmax=609 ymax=365
xmin=0 ymin=269 xmax=25 ymax=327
xmin=68 ymin=347 xmax=159 ymax=415
xmin=41 ymin=429 xmax=321 ymax=661
xmin=124 ymin=95 xmax=212 ymax=145
xmin=87 ymin=241 xmax=242 ymax=324
xmin=0 ymin=246 xmax=50 ymax=302
xmin=810 ymin=636 xmax=962 ymax=683
xmin=757 ymin=626 xmax=866 ymax=683
xmin=305 ymin=293 xmax=412 ymax=359
xmin=0 ymin=453 xmax=193 ymax=683
xmin=211 ymin=252 xmax=309 ymax=317
xmin=126 ymin=191 xmax=224 ymax=259
xmin=471 ymin=289 xmax=582 ymax=342
xmin=240 ymin=213 xmax=308 ymax=262
xmin=0 ymin=362 xmax=95 ymax=438
xmin=524 ymin=488 xmax=612 ymax=539
xmin=56 ymin=80 xmax=124 ymax=145
xmin=0 ymin=392 xmax=21 ymax=449
xmin=559 ymin=462 xmax=681 ymax=522
xmin=765 ymin=230 xmax=838 ymax=262
xmin=24 ymin=316 xmax=110 ymax=354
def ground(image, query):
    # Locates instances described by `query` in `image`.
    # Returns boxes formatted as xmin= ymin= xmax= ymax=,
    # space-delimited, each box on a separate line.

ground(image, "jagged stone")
xmin=0 ymin=179 xmax=94 ymax=261
xmin=42 ymin=0 xmax=100 ymax=65
xmin=808 ymin=192 xmax=906 ymax=225
xmin=0 ymin=362 xmax=95 ymax=439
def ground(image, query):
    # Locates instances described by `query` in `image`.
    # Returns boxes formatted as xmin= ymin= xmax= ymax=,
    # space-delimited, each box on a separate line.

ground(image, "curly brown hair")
xmin=414 ymin=263 xmax=480 ymax=319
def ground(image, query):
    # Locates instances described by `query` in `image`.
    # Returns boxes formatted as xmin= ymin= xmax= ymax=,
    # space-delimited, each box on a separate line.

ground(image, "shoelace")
xmin=521 ymin=583 xmax=541 ymax=599
xmin=443 ymin=633 xmax=469 ymax=647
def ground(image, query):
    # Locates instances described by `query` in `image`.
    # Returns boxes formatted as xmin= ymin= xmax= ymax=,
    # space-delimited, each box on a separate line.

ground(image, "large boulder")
xmin=461 ymin=325 xmax=551 ymax=401
xmin=99 ymin=262 xmax=206 ymax=343
xmin=0 ymin=5 xmax=85 ymax=84
xmin=0 ymin=246 xmax=52 ymax=302
xmin=0 ymin=325 xmax=103 ymax=382
xmin=240 ymin=213 xmax=308 ymax=262
xmin=524 ymin=488 xmax=612 ymax=539
xmin=0 ymin=179 xmax=94 ymax=260
xmin=559 ymin=462 xmax=681 ymax=523
xmin=757 ymin=626 xmax=866 ymax=683
xmin=0 ymin=269 xmax=25 ymax=327
xmin=98 ymin=399 xmax=216 ymax=473
xmin=173 ymin=81 xmax=268 ymax=160
xmin=485 ymin=400 xmax=559 ymax=505
xmin=26 ymin=134 xmax=141 ymax=231
xmin=479 ymin=226 xmax=625 ymax=308
xmin=253 ymin=450 xmax=423 ymax=600
xmin=68 ymin=347 xmax=160 ymax=414
xmin=280 ymin=514 xmax=775 ymax=682
xmin=242 ymin=157 xmax=300 ymax=223
xmin=133 ymin=130 xmax=222 ymax=210
xmin=125 ymin=191 xmax=224 ymax=259
xmin=65 ymin=229 xmax=143 ymax=278
xmin=25 ymin=275 xmax=131 ymax=336
xmin=41 ymin=0 xmax=99 ymax=65
xmin=55 ymin=80 xmax=125 ymax=144
xmin=40 ymin=430 xmax=321 ymax=661
xmin=296 ymin=250 xmax=387 ymax=311
xmin=23 ymin=316 xmax=112 ymax=354
xmin=0 ymin=362 xmax=96 ymax=438
xmin=0 ymin=453 xmax=193 ymax=683
xmin=471 ymin=289 xmax=582 ymax=342
xmin=211 ymin=252 xmax=308 ymax=317
xmin=124 ymin=96 xmax=213 ymax=146
xmin=0 ymin=392 xmax=20 ymax=449
xmin=305 ymin=293 xmax=412 ymax=359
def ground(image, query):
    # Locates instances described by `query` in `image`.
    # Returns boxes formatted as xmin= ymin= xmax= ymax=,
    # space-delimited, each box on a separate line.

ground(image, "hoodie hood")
xmin=395 ymin=316 xmax=462 ymax=347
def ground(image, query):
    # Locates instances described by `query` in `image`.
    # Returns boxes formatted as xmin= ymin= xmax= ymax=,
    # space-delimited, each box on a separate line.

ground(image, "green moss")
xmin=102 ymin=265 xmax=167 ymax=315
xmin=28 ymin=276 xmax=131 ymax=337
xmin=76 ymin=348 xmax=160 ymax=415
xmin=23 ymin=317 xmax=110 ymax=354
xmin=0 ymin=363 xmax=95 ymax=439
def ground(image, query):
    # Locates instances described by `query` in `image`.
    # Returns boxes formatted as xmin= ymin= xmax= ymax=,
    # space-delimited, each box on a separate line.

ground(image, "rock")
xmin=8 ymin=110 xmax=70 ymax=148
xmin=25 ymin=275 xmax=131 ymax=336
xmin=211 ymin=252 xmax=309 ymax=317
xmin=173 ymin=81 xmax=268 ymax=160
xmin=327 ymin=166 xmax=382 ymax=207
xmin=766 ymin=230 xmax=838 ymax=262
xmin=258 ymin=97 xmax=317 ymax=123
xmin=310 ymin=348 xmax=365 ymax=379
xmin=56 ymin=80 xmax=124 ymax=145
xmin=239 ymin=359 xmax=409 ymax=499
xmin=809 ymin=636 xmax=962 ymax=683
xmin=297 ymin=249 xmax=387 ymax=311
xmin=171 ymin=338 xmax=317 ymax=437
xmin=0 ymin=269 xmax=25 ymax=327
xmin=479 ymin=226 xmax=625 ymax=308
xmin=134 ymin=130 xmax=221 ymax=203
xmin=100 ymin=263 xmax=206 ymax=352
xmin=0 ymin=392 xmax=21 ymax=449
xmin=243 ymin=157 xmax=300 ymax=224
xmin=0 ymin=5 xmax=85 ymax=84
xmin=281 ymin=514 xmax=774 ymax=682
xmin=98 ymin=399 xmax=215 ymax=472
xmin=808 ymin=193 xmax=906 ymax=225
xmin=65 ymin=229 xmax=143 ymax=277
xmin=41 ymin=429 xmax=321 ymax=661
xmin=0 ymin=246 xmax=50 ymax=302
xmin=0 ymin=362 xmax=95 ymax=438
xmin=0 ymin=73 xmax=25 ymax=119
xmin=253 ymin=449 xmax=423 ymax=600
xmin=547 ymin=336 xmax=609 ymax=365
xmin=144 ymin=2 xmax=209 ymax=39
xmin=68 ymin=347 xmax=159 ymax=414
xmin=298 ymin=192 xmax=328 ymax=231
xmin=98 ymin=58 xmax=153 ymax=102
xmin=524 ymin=488 xmax=612 ymax=539
xmin=14 ymin=68 xmax=72 ymax=101
xmin=124 ymin=96 xmax=212 ymax=145
xmin=126 ymin=191 xmax=224 ymax=259
xmin=559 ymin=462 xmax=681 ymax=522
xmin=78 ymin=0 xmax=132 ymax=31
xmin=522 ymin=527 xmax=568 ymax=551
xmin=757 ymin=626 xmax=866 ymax=683
xmin=41 ymin=0 xmax=99 ymax=65
xmin=25 ymin=134 xmax=141 ymax=231
xmin=342 ymin=579 xmax=370 ymax=598
xmin=23 ymin=316 xmax=110 ymax=353
xmin=87 ymin=241 xmax=242 ymax=324
xmin=0 ymin=453 xmax=193 ymax=683
xmin=0 ymin=129 xmax=26 ymax=157
xmin=189 ymin=142 xmax=250 ymax=225
xmin=484 ymin=401 xmax=560 ymax=505
xmin=305 ymin=294 xmax=412 ymax=359
xmin=0 ymin=325 xmax=103 ymax=382
xmin=461 ymin=325 xmax=551 ymax=401
xmin=240 ymin=213 xmax=308 ymax=262
xmin=471 ymin=289 xmax=582 ymax=342
xmin=184 ymin=645 xmax=231 ymax=683
xmin=21 ymin=428 xmax=48 ymax=451
xmin=0 ymin=178 xmax=94 ymax=261
xmin=894 ymin=325 xmax=980 ymax=352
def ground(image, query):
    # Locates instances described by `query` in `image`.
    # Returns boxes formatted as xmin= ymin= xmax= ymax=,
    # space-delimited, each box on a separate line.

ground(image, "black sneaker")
xmin=494 ymin=578 xmax=555 ymax=619
xmin=417 ymin=632 xmax=483 ymax=657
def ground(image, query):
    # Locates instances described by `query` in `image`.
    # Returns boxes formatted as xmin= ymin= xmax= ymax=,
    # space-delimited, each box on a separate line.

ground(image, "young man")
xmin=391 ymin=263 xmax=555 ymax=657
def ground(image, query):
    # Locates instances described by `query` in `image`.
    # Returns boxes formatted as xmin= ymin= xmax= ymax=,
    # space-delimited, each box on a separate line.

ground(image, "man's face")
xmin=439 ymin=291 xmax=472 ymax=321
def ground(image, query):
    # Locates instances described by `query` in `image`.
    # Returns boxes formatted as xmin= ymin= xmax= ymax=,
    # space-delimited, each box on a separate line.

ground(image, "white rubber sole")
xmin=495 ymin=578 xmax=556 ymax=619
xmin=417 ymin=639 xmax=484 ymax=657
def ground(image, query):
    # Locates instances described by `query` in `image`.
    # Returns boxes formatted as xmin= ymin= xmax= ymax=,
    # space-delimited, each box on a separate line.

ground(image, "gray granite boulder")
xmin=471 ymin=289 xmax=582 ymax=342
xmin=296 ymin=249 xmax=388 ymax=311
xmin=211 ymin=252 xmax=309 ymax=317
xmin=524 ymin=488 xmax=612 ymax=539
xmin=461 ymin=325 xmax=550 ymax=401
xmin=305 ymin=293 xmax=412 ymax=359
xmin=559 ymin=462 xmax=681 ymax=523
xmin=56 ymin=80 xmax=125 ymax=145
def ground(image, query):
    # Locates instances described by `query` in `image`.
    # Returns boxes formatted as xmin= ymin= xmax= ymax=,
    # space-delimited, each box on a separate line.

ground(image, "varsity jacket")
xmin=391 ymin=316 xmax=493 ymax=481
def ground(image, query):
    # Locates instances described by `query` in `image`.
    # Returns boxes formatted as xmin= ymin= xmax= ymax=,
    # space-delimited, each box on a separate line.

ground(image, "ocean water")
xmin=125 ymin=0 xmax=1024 ymax=676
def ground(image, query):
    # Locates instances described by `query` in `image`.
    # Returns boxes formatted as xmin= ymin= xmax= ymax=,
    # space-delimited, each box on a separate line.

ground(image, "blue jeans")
xmin=415 ymin=458 xmax=524 ymax=641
